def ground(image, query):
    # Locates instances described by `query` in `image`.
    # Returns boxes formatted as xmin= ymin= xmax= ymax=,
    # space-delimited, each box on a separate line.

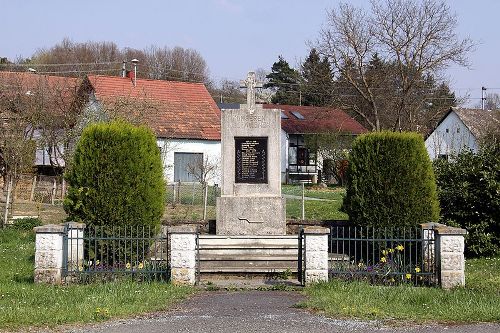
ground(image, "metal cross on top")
xmin=240 ymin=71 xmax=263 ymax=115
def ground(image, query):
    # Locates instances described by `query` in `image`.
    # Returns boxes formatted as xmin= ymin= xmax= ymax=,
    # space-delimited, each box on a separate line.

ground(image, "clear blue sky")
xmin=1 ymin=0 xmax=498 ymax=105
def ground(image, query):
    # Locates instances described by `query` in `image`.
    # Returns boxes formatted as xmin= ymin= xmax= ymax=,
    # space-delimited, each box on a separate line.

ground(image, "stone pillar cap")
xmin=170 ymin=225 xmax=198 ymax=234
xmin=421 ymin=222 xmax=446 ymax=229
xmin=65 ymin=221 xmax=86 ymax=229
xmin=435 ymin=226 xmax=467 ymax=235
xmin=303 ymin=226 xmax=329 ymax=235
xmin=34 ymin=224 xmax=66 ymax=233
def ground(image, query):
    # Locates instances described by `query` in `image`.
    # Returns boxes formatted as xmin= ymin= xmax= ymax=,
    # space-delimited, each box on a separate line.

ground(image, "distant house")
xmin=425 ymin=108 xmax=500 ymax=160
xmin=263 ymin=104 xmax=367 ymax=183
xmin=82 ymin=75 xmax=221 ymax=184
xmin=0 ymin=72 xmax=80 ymax=174
xmin=219 ymin=103 xmax=367 ymax=183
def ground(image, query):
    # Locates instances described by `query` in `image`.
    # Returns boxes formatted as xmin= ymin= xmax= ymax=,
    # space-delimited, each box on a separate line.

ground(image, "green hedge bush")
xmin=433 ymin=144 xmax=500 ymax=257
xmin=342 ymin=132 xmax=439 ymax=227
xmin=64 ymin=121 xmax=165 ymax=229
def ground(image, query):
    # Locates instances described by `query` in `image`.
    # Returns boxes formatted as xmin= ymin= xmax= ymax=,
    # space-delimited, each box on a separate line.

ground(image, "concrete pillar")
xmin=304 ymin=226 xmax=329 ymax=285
xmin=435 ymin=226 xmax=467 ymax=289
xmin=65 ymin=222 xmax=86 ymax=271
xmin=170 ymin=225 xmax=198 ymax=285
xmin=34 ymin=224 xmax=66 ymax=284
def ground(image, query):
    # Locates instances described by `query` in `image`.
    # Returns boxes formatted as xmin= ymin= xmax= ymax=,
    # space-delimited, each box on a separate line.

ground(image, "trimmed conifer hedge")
xmin=64 ymin=121 xmax=165 ymax=229
xmin=342 ymin=132 xmax=439 ymax=227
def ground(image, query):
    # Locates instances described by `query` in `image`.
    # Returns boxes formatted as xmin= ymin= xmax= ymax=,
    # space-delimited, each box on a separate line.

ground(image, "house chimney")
xmin=121 ymin=61 xmax=127 ymax=78
xmin=131 ymin=59 xmax=139 ymax=87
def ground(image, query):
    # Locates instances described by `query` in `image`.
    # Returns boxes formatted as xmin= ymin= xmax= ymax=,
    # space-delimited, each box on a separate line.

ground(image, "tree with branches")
xmin=316 ymin=0 xmax=474 ymax=131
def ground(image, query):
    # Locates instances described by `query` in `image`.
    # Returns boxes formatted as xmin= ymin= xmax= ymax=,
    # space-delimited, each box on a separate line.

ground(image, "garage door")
xmin=174 ymin=152 xmax=203 ymax=182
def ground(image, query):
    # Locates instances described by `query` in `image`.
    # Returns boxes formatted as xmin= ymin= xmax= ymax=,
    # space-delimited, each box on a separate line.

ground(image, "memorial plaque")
xmin=235 ymin=137 xmax=267 ymax=183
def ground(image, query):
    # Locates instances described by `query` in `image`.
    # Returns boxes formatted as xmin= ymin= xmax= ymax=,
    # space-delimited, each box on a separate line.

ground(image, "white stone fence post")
xmin=170 ymin=225 xmax=198 ymax=285
xmin=435 ymin=225 xmax=467 ymax=289
xmin=304 ymin=226 xmax=329 ymax=285
xmin=34 ymin=224 xmax=66 ymax=284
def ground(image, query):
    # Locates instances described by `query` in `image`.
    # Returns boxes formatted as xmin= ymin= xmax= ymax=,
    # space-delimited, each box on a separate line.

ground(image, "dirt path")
xmin=52 ymin=291 xmax=500 ymax=333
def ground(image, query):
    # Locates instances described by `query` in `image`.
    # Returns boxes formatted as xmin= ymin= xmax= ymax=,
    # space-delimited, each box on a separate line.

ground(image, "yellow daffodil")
xmin=138 ymin=262 xmax=144 ymax=269
xmin=78 ymin=265 xmax=83 ymax=272
xmin=405 ymin=273 xmax=412 ymax=280
xmin=382 ymin=250 xmax=387 ymax=256
xmin=388 ymin=248 xmax=395 ymax=253
xmin=415 ymin=267 xmax=421 ymax=273
xmin=396 ymin=245 xmax=404 ymax=251
xmin=380 ymin=257 xmax=387 ymax=263
xmin=126 ymin=262 xmax=131 ymax=269
xmin=96 ymin=260 xmax=100 ymax=266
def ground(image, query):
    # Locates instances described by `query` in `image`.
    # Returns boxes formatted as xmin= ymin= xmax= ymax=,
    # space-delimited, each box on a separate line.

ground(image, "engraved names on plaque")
xmin=235 ymin=137 xmax=267 ymax=183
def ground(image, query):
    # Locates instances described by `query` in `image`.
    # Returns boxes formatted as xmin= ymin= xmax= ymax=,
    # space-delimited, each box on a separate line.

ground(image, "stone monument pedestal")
xmin=217 ymin=196 xmax=286 ymax=235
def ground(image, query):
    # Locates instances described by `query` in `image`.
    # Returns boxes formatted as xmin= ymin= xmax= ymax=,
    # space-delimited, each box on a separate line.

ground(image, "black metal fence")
xmin=328 ymin=226 xmax=436 ymax=286
xmin=63 ymin=225 xmax=170 ymax=283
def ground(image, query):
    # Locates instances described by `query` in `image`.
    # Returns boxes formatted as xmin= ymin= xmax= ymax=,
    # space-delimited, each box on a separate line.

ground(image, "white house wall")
xmin=425 ymin=111 xmax=478 ymax=160
xmin=157 ymin=138 xmax=221 ymax=185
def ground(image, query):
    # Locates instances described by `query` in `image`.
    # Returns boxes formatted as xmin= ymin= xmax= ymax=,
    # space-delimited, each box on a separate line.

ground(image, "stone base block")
xmin=441 ymin=271 xmax=465 ymax=289
xmin=34 ymin=268 xmax=62 ymax=284
xmin=216 ymin=196 xmax=286 ymax=235
xmin=171 ymin=268 xmax=196 ymax=285
xmin=305 ymin=270 xmax=328 ymax=284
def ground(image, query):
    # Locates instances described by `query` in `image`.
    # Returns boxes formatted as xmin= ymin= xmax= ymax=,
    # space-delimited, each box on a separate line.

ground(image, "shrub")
xmin=64 ymin=121 xmax=165 ymax=229
xmin=12 ymin=217 xmax=43 ymax=231
xmin=433 ymin=144 xmax=500 ymax=257
xmin=342 ymin=132 xmax=439 ymax=227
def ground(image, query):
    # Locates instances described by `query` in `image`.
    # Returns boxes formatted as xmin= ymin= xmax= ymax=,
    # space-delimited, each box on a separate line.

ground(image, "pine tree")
xmin=264 ymin=56 xmax=300 ymax=105
xmin=301 ymin=49 xmax=333 ymax=106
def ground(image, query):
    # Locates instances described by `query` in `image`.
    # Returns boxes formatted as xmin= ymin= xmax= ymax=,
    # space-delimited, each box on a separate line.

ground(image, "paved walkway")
xmin=61 ymin=291 xmax=499 ymax=333
xmin=282 ymin=194 xmax=333 ymax=201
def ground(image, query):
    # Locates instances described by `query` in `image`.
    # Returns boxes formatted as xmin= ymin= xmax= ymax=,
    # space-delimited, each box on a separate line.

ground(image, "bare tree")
xmin=317 ymin=0 xmax=474 ymax=131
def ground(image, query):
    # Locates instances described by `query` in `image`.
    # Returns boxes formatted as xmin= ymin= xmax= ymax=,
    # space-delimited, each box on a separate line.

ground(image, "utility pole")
xmin=482 ymin=86 xmax=487 ymax=110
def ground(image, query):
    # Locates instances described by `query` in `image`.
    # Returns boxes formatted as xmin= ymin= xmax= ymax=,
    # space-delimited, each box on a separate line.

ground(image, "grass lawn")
xmin=283 ymin=185 xmax=348 ymax=220
xmin=303 ymin=257 xmax=500 ymax=322
xmin=0 ymin=228 xmax=195 ymax=329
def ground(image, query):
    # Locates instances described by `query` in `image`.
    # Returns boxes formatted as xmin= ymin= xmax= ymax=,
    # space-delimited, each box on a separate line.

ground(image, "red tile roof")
xmin=263 ymin=104 xmax=367 ymax=134
xmin=0 ymin=71 xmax=79 ymax=102
xmin=86 ymin=75 xmax=221 ymax=140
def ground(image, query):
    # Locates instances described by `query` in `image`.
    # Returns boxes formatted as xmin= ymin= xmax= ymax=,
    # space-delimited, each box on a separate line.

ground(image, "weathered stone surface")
xmin=35 ymin=233 xmax=63 ymax=251
xmin=441 ymin=271 xmax=465 ymax=289
xmin=305 ymin=251 xmax=329 ymax=270
xmin=33 ymin=224 xmax=65 ymax=234
xmin=171 ymin=234 xmax=196 ymax=251
xmin=304 ymin=227 xmax=329 ymax=235
xmin=216 ymin=97 xmax=286 ymax=236
xmin=170 ymin=225 xmax=198 ymax=234
xmin=35 ymin=250 xmax=63 ymax=269
xmin=219 ymin=106 xmax=282 ymax=197
xmin=441 ymin=253 xmax=464 ymax=271
xmin=34 ymin=268 xmax=62 ymax=284
xmin=171 ymin=250 xmax=196 ymax=269
xmin=305 ymin=234 xmax=328 ymax=252
xmin=440 ymin=236 xmax=465 ymax=253
xmin=216 ymin=196 xmax=286 ymax=235
xmin=171 ymin=268 xmax=196 ymax=285
xmin=305 ymin=270 xmax=328 ymax=284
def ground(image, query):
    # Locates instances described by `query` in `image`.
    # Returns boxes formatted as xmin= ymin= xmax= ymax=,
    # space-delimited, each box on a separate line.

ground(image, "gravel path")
xmin=53 ymin=291 xmax=500 ymax=333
